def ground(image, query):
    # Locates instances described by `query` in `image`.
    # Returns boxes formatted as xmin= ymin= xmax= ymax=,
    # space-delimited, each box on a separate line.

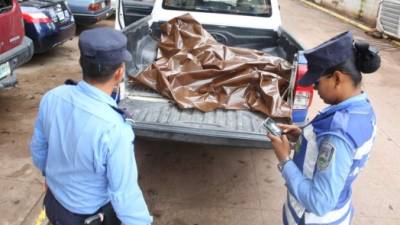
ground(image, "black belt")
xmin=44 ymin=189 xmax=120 ymax=225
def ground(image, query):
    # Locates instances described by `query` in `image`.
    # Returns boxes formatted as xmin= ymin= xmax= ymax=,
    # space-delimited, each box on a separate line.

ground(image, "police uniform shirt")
xmin=30 ymin=81 xmax=153 ymax=225
xmin=282 ymin=93 xmax=373 ymax=217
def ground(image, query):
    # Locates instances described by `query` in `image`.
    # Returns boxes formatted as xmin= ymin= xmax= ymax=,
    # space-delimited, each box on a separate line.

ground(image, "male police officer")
xmin=30 ymin=27 xmax=153 ymax=225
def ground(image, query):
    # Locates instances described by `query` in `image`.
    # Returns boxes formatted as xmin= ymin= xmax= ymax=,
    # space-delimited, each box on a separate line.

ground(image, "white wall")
xmin=312 ymin=0 xmax=381 ymax=26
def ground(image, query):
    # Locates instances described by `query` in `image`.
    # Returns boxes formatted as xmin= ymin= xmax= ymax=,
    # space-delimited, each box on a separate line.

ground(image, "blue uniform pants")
xmin=44 ymin=190 xmax=121 ymax=225
xmin=44 ymin=190 xmax=92 ymax=224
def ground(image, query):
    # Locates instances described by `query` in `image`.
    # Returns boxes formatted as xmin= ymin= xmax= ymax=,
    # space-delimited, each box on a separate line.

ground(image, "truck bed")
xmin=121 ymin=16 xmax=303 ymax=148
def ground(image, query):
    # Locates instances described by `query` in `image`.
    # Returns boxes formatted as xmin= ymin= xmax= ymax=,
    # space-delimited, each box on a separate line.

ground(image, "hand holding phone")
xmin=262 ymin=118 xmax=283 ymax=136
xmin=276 ymin=123 xmax=302 ymax=141
xmin=264 ymin=118 xmax=291 ymax=163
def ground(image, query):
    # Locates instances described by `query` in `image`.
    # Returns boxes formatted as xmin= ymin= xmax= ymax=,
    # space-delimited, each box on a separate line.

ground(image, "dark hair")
xmin=80 ymin=57 xmax=123 ymax=83
xmin=326 ymin=41 xmax=381 ymax=86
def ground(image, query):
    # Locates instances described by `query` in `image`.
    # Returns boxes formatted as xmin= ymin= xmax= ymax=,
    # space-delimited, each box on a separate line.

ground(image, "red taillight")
xmin=296 ymin=64 xmax=308 ymax=81
xmin=293 ymin=64 xmax=313 ymax=109
xmin=88 ymin=2 xmax=102 ymax=11
xmin=22 ymin=12 xmax=52 ymax=23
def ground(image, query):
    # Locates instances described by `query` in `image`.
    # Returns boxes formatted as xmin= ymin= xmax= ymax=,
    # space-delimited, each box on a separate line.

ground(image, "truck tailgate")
xmin=120 ymin=85 xmax=276 ymax=148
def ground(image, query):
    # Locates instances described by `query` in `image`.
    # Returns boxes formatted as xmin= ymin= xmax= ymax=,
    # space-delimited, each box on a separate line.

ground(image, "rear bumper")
xmin=0 ymin=71 xmax=17 ymax=89
xmin=30 ymin=22 xmax=76 ymax=53
xmin=0 ymin=37 xmax=34 ymax=89
xmin=0 ymin=37 xmax=34 ymax=68
xmin=73 ymin=8 xmax=113 ymax=25
xmin=133 ymin=122 xmax=272 ymax=148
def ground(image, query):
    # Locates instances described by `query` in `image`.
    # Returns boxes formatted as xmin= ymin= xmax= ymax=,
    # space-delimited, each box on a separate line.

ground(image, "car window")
xmin=0 ymin=0 xmax=12 ymax=13
xmin=163 ymin=0 xmax=272 ymax=17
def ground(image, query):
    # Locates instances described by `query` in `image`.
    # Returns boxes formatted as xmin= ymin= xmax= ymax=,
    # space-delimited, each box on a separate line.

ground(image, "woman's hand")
xmin=277 ymin=123 xmax=302 ymax=142
xmin=267 ymin=133 xmax=291 ymax=163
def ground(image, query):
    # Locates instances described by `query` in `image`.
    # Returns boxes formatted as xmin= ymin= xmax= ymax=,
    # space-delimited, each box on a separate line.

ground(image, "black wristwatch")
xmin=277 ymin=156 xmax=291 ymax=172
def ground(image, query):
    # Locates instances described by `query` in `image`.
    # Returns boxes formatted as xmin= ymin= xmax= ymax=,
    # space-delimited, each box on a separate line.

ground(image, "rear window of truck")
xmin=163 ymin=0 xmax=272 ymax=17
xmin=0 ymin=0 xmax=12 ymax=13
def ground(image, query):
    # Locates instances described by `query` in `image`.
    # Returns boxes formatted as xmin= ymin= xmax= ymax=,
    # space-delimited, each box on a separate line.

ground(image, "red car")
xmin=0 ymin=0 xmax=34 ymax=89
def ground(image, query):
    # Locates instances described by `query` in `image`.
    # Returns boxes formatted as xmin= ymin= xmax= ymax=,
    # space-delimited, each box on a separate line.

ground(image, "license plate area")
xmin=57 ymin=10 xmax=65 ymax=21
xmin=0 ymin=62 xmax=11 ymax=80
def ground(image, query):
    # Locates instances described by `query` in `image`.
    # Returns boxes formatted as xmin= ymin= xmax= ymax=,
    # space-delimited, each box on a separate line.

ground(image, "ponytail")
xmin=354 ymin=41 xmax=381 ymax=74
xmin=326 ymin=40 xmax=381 ymax=86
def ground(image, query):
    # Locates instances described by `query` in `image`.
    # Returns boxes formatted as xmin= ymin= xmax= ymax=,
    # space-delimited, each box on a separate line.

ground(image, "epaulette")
xmin=109 ymin=105 xmax=135 ymax=127
xmin=64 ymin=79 xmax=78 ymax=85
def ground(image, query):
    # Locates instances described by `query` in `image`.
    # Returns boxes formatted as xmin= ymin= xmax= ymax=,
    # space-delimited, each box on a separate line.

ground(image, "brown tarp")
xmin=131 ymin=14 xmax=293 ymax=119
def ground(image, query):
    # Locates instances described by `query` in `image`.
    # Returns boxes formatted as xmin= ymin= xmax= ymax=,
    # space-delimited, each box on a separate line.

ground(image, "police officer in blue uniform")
xmin=267 ymin=31 xmax=381 ymax=225
xmin=30 ymin=27 xmax=153 ymax=225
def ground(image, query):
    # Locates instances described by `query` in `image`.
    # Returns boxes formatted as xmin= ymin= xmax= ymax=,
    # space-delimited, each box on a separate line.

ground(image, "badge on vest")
xmin=317 ymin=141 xmax=335 ymax=171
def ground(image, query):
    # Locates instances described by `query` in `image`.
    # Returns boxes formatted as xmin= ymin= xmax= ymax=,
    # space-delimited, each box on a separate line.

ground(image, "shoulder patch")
xmin=317 ymin=141 xmax=335 ymax=171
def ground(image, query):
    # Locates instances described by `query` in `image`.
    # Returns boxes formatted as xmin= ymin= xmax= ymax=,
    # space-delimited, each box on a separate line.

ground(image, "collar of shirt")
xmin=77 ymin=80 xmax=117 ymax=108
xmin=320 ymin=92 xmax=368 ymax=115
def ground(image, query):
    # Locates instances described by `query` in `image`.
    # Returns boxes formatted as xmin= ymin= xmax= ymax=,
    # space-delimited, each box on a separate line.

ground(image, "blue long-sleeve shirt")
xmin=282 ymin=135 xmax=353 ymax=216
xmin=30 ymin=80 xmax=153 ymax=225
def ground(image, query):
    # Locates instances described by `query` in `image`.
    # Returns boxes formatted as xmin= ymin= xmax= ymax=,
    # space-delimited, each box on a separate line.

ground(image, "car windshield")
xmin=163 ymin=0 xmax=272 ymax=17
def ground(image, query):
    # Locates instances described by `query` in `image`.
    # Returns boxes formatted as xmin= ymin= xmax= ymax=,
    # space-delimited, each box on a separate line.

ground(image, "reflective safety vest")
xmin=283 ymin=95 xmax=376 ymax=225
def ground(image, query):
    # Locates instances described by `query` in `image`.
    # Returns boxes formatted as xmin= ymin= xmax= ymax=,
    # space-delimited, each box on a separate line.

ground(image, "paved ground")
xmin=0 ymin=0 xmax=400 ymax=224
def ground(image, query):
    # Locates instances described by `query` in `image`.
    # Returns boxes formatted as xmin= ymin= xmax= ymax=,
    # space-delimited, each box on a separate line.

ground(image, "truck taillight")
xmin=293 ymin=90 xmax=312 ymax=109
xmin=293 ymin=64 xmax=313 ymax=110
xmin=296 ymin=64 xmax=308 ymax=80
xmin=22 ymin=12 xmax=52 ymax=23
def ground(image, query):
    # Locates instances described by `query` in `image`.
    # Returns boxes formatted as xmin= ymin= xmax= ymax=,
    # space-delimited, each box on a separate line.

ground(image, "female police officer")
xmin=267 ymin=31 xmax=381 ymax=225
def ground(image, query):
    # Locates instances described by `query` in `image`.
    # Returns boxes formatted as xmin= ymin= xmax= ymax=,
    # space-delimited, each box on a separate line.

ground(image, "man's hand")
xmin=267 ymin=133 xmax=291 ymax=163
xmin=277 ymin=123 xmax=301 ymax=142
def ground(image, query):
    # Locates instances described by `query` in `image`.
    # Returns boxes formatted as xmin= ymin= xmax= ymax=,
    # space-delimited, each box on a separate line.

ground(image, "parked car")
xmin=19 ymin=0 xmax=76 ymax=54
xmin=67 ymin=0 xmax=113 ymax=25
xmin=115 ymin=0 xmax=314 ymax=148
xmin=0 ymin=0 xmax=34 ymax=89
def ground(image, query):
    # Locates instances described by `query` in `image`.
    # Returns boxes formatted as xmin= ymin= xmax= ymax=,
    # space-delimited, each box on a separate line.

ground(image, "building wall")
xmin=312 ymin=0 xmax=381 ymax=27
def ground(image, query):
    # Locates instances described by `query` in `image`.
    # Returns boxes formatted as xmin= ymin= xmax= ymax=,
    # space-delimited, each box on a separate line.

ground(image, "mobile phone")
xmin=262 ymin=117 xmax=283 ymax=136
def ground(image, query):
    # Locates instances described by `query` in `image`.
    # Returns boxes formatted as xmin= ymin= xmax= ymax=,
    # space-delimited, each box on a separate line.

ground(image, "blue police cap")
xmin=79 ymin=27 xmax=132 ymax=65
xmin=298 ymin=31 xmax=354 ymax=86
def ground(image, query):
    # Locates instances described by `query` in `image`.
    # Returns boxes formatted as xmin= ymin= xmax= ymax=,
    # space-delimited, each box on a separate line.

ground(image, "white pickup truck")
xmin=115 ymin=0 xmax=313 ymax=148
